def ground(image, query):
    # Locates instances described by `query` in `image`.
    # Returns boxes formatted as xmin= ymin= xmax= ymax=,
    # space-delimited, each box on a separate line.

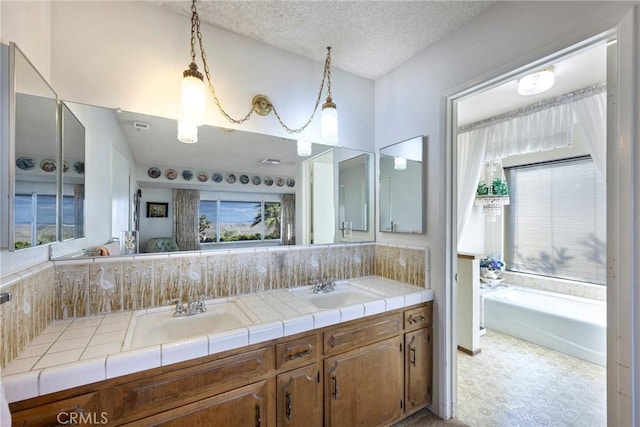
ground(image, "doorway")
xmin=450 ymin=36 xmax=611 ymax=425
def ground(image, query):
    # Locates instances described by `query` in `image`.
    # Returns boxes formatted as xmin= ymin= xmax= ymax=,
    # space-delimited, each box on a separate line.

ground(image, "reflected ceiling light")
xmin=517 ymin=66 xmax=555 ymax=96
xmin=177 ymin=120 xmax=198 ymax=144
xmin=394 ymin=156 xmax=407 ymax=170
xmin=178 ymin=0 xmax=338 ymax=144
xmin=297 ymin=140 xmax=312 ymax=157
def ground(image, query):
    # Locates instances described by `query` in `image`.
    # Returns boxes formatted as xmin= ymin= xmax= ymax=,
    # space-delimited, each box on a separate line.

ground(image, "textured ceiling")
xmin=152 ymin=0 xmax=495 ymax=79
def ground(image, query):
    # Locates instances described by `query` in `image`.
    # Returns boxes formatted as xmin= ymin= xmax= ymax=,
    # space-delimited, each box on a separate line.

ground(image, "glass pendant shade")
xmin=181 ymin=63 xmax=206 ymax=126
xmin=517 ymin=67 xmax=555 ymax=96
xmin=321 ymin=99 xmax=338 ymax=145
xmin=394 ymin=156 xmax=407 ymax=170
xmin=297 ymin=140 xmax=312 ymax=157
xmin=177 ymin=120 xmax=198 ymax=144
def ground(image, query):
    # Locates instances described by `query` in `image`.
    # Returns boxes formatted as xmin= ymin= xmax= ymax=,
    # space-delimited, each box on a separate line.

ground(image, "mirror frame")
xmin=379 ymin=135 xmax=427 ymax=234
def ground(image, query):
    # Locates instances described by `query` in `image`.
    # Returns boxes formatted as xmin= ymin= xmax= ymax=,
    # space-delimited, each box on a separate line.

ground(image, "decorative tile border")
xmin=0 ymin=263 xmax=56 ymax=368
xmin=1 ymin=242 xmax=430 ymax=368
xmin=374 ymin=243 xmax=428 ymax=287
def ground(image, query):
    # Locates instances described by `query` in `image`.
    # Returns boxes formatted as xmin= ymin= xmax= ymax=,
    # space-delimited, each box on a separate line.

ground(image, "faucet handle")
xmin=195 ymin=295 xmax=212 ymax=312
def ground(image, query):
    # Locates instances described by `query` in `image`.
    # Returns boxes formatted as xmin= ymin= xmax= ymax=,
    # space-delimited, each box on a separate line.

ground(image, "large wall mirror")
xmin=10 ymin=43 xmax=59 ymax=250
xmin=379 ymin=135 xmax=426 ymax=234
xmin=46 ymin=103 xmax=374 ymax=258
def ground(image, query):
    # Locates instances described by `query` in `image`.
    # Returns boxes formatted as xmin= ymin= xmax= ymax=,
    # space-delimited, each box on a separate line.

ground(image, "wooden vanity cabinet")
xmin=403 ymin=304 xmax=433 ymax=414
xmin=324 ymin=337 xmax=403 ymax=427
xmin=9 ymin=302 xmax=432 ymax=427
xmin=276 ymin=364 xmax=321 ymax=427
xmin=123 ymin=380 xmax=271 ymax=426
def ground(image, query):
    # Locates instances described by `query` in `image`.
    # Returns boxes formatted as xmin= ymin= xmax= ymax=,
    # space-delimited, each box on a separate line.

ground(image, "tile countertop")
xmin=1 ymin=276 xmax=433 ymax=403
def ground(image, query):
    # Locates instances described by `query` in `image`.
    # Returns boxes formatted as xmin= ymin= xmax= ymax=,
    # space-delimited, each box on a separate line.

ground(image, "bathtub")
xmin=483 ymin=286 xmax=606 ymax=366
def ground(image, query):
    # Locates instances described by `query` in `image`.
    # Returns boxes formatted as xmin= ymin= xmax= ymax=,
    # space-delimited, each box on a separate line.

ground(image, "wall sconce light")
xmin=517 ymin=66 xmax=555 ymax=96
xmin=394 ymin=156 xmax=407 ymax=170
xmin=297 ymin=140 xmax=312 ymax=157
xmin=178 ymin=0 xmax=338 ymax=144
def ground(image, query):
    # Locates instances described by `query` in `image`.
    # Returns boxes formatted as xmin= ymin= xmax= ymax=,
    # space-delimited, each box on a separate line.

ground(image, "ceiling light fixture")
xmin=297 ymin=140 xmax=312 ymax=157
xmin=394 ymin=156 xmax=407 ymax=170
xmin=178 ymin=0 xmax=338 ymax=145
xmin=517 ymin=66 xmax=555 ymax=96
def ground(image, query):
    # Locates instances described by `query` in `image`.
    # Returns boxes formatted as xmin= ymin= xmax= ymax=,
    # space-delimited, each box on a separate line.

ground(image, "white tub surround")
xmin=483 ymin=286 xmax=606 ymax=366
xmin=1 ymin=276 xmax=433 ymax=404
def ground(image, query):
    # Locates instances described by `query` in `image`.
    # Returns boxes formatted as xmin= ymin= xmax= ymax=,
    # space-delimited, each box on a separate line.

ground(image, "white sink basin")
xmin=290 ymin=283 xmax=382 ymax=309
xmin=124 ymin=300 xmax=253 ymax=348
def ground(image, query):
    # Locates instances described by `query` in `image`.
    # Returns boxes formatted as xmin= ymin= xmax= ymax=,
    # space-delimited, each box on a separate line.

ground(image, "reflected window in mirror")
xmin=10 ymin=43 xmax=59 ymax=250
xmin=379 ymin=135 xmax=426 ymax=234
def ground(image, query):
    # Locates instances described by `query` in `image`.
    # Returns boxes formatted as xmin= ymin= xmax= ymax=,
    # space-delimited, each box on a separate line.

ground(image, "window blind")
xmin=504 ymin=157 xmax=606 ymax=284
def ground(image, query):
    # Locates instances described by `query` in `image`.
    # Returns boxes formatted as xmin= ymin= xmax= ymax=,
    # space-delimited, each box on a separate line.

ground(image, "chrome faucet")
xmin=170 ymin=295 xmax=211 ymax=317
xmin=83 ymin=248 xmax=102 ymax=256
xmin=313 ymin=279 xmax=336 ymax=294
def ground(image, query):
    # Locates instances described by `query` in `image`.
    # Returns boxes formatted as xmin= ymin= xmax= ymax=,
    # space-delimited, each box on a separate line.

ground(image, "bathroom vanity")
xmin=5 ymin=278 xmax=432 ymax=426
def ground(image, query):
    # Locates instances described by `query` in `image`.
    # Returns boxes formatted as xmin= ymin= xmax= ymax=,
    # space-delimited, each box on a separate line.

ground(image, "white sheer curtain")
xmin=456 ymin=83 xmax=606 ymax=247
xmin=457 ymin=129 xmax=488 ymax=242
xmin=573 ymin=90 xmax=606 ymax=177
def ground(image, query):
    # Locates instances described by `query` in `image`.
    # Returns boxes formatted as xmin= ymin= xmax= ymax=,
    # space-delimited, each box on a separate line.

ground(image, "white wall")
xmin=0 ymin=1 xmax=51 ymax=81
xmin=374 ymin=0 xmax=636 ymax=418
xmin=49 ymin=1 xmax=374 ymax=152
xmin=139 ymin=188 xmax=173 ymax=248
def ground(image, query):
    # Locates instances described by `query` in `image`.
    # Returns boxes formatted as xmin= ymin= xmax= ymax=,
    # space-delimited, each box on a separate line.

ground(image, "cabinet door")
xmin=123 ymin=380 xmax=269 ymax=427
xmin=276 ymin=365 xmax=321 ymax=427
xmin=405 ymin=328 xmax=432 ymax=413
xmin=324 ymin=337 xmax=403 ymax=427
xmin=10 ymin=392 xmax=99 ymax=427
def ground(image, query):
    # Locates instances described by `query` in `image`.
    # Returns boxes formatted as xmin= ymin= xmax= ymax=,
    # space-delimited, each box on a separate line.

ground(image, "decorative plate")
xmin=197 ymin=171 xmax=208 ymax=182
xmin=148 ymin=167 xmax=161 ymax=179
xmin=275 ymin=177 xmax=285 ymax=187
xmin=211 ymin=173 xmax=223 ymax=183
xmin=62 ymin=161 xmax=69 ymax=173
xmin=264 ymin=177 xmax=274 ymax=186
xmin=41 ymin=159 xmax=57 ymax=173
xmin=165 ymin=169 xmax=177 ymax=180
xmin=226 ymin=174 xmax=236 ymax=184
xmin=73 ymin=161 xmax=85 ymax=174
xmin=182 ymin=170 xmax=193 ymax=181
xmin=16 ymin=157 xmax=35 ymax=170
xmin=239 ymin=174 xmax=250 ymax=184
xmin=251 ymin=176 xmax=262 ymax=185
xmin=286 ymin=178 xmax=295 ymax=188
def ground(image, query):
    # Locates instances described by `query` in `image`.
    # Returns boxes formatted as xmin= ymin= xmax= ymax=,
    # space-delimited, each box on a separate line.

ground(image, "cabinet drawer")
xmin=276 ymin=334 xmax=319 ymax=370
xmin=108 ymin=346 xmax=273 ymax=423
xmin=11 ymin=392 xmax=99 ymax=427
xmin=324 ymin=313 xmax=400 ymax=355
xmin=404 ymin=303 xmax=431 ymax=331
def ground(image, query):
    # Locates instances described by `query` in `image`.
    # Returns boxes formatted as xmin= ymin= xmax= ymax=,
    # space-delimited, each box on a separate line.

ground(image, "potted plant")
xmin=479 ymin=254 xmax=505 ymax=280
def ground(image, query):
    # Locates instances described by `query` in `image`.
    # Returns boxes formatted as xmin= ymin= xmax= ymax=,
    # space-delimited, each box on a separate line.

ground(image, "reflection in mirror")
xmin=379 ymin=135 xmax=425 ymax=233
xmin=50 ymin=105 xmax=375 ymax=258
xmin=11 ymin=44 xmax=59 ymax=250
xmin=338 ymin=153 xmax=368 ymax=232
xmin=60 ymin=102 xmax=86 ymax=240
xmin=303 ymin=147 xmax=374 ymax=244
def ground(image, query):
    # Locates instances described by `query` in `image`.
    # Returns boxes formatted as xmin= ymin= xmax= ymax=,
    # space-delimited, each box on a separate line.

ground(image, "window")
xmin=14 ymin=193 xmax=57 ymax=248
xmin=504 ymin=157 xmax=606 ymax=284
xmin=199 ymin=200 xmax=281 ymax=243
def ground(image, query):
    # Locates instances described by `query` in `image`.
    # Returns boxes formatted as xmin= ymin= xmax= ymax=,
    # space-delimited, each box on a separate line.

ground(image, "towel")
xmin=96 ymin=246 xmax=110 ymax=256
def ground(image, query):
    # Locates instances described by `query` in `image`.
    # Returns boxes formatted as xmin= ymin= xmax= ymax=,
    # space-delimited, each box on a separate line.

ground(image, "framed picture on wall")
xmin=147 ymin=202 xmax=168 ymax=218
